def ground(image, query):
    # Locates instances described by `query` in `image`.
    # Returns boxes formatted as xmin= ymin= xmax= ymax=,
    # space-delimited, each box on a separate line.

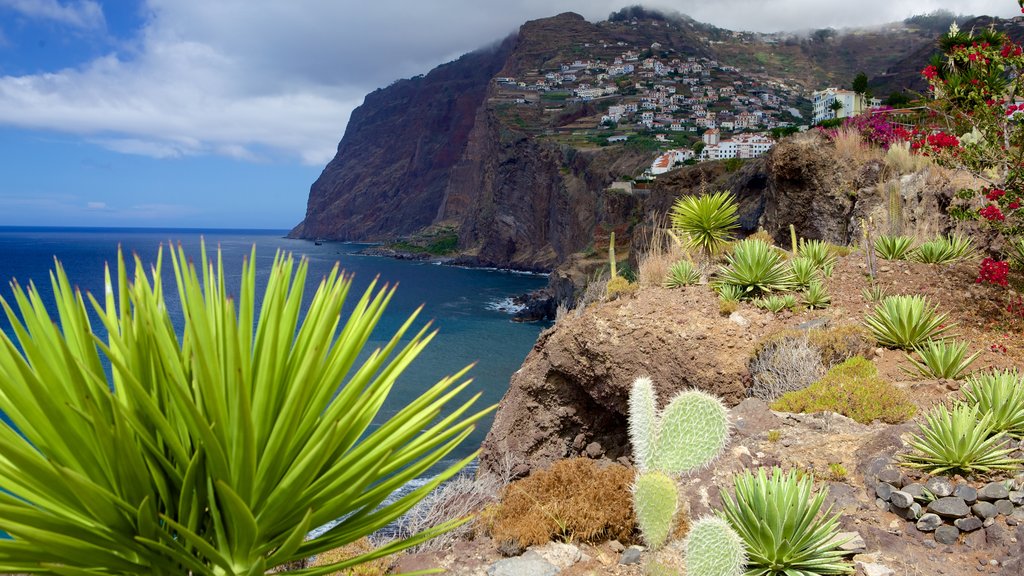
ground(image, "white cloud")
xmin=0 ymin=0 xmax=1017 ymax=166
xmin=86 ymin=201 xmax=106 ymax=209
xmin=0 ymin=0 xmax=105 ymax=30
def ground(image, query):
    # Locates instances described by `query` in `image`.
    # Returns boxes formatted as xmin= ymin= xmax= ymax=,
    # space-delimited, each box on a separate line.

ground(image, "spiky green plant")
xmin=861 ymin=284 xmax=887 ymax=303
xmin=874 ymin=235 xmax=915 ymax=260
xmin=862 ymin=294 xmax=954 ymax=349
xmin=797 ymin=239 xmax=838 ymax=271
xmin=717 ymin=284 xmax=744 ymax=303
xmin=909 ymin=233 xmax=974 ymax=264
xmin=629 ymin=377 xmax=730 ymax=549
xmin=754 ymin=295 xmax=789 ymax=313
xmin=685 ymin=516 xmax=746 ymax=576
xmin=902 ymin=339 xmax=980 ymax=380
xmin=963 ymin=369 xmax=1024 ymax=437
xmin=802 ymin=280 xmax=831 ymax=309
xmin=664 ymin=260 xmax=701 ymax=288
xmin=670 ymin=191 xmax=740 ymax=257
xmin=721 ymin=467 xmax=853 ymax=576
xmin=0 ymin=246 xmax=489 ymax=574
xmin=1009 ymin=237 xmax=1024 ymax=271
xmin=716 ymin=239 xmax=796 ymax=298
xmin=902 ymin=403 xmax=1023 ymax=475
xmin=789 ymin=256 xmax=817 ymax=289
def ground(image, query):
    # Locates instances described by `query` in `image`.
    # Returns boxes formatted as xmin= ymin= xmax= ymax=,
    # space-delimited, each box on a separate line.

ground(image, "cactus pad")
xmin=650 ymin=389 xmax=730 ymax=474
xmin=632 ymin=470 xmax=679 ymax=549
xmin=629 ymin=376 xmax=658 ymax=471
xmin=684 ymin=516 xmax=747 ymax=576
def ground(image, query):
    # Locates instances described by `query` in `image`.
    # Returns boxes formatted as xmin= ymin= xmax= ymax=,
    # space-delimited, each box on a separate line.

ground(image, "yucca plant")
xmin=670 ymin=191 xmax=740 ymax=257
xmin=963 ymin=369 xmax=1024 ymax=437
xmin=902 ymin=403 xmax=1022 ymax=475
xmin=789 ymin=256 xmax=817 ymax=289
xmin=862 ymin=294 xmax=954 ymax=349
xmin=664 ymin=259 xmax=701 ymax=288
xmin=861 ymin=283 xmax=887 ymax=303
xmin=909 ymin=233 xmax=974 ymax=264
xmin=874 ymin=235 xmax=915 ymax=260
xmin=716 ymin=239 xmax=796 ymax=298
xmin=797 ymin=239 xmax=838 ymax=272
xmin=721 ymin=467 xmax=853 ymax=576
xmin=802 ymin=280 xmax=831 ymax=309
xmin=717 ymin=283 xmax=744 ymax=303
xmin=0 ymin=246 xmax=489 ymax=574
xmin=754 ymin=295 xmax=790 ymax=314
xmin=902 ymin=339 xmax=980 ymax=380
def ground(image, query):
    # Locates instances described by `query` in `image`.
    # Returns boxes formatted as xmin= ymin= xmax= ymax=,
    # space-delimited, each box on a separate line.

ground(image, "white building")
xmin=812 ymin=88 xmax=867 ymax=124
xmin=699 ymin=133 xmax=776 ymax=161
xmin=650 ymin=149 xmax=696 ymax=175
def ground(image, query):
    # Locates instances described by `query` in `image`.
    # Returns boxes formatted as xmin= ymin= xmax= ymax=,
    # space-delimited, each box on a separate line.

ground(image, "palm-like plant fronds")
xmin=802 ymin=280 xmax=831 ymax=309
xmin=902 ymin=404 xmax=1022 ymax=475
xmin=716 ymin=239 xmax=796 ymax=298
xmin=909 ymin=234 xmax=974 ymax=264
xmin=664 ymin=260 xmax=701 ymax=288
xmin=0 ymin=246 xmax=488 ymax=574
xmin=721 ymin=467 xmax=853 ymax=576
xmin=862 ymin=294 xmax=954 ymax=349
xmin=902 ymin=339 xmax=980 ymax=380
xmin=963 ymin=369 xmax=1024 ymax=437
xmin=874 ymin=235 xmax=915 ymax=260
xmin=670 ymin=191 xmax=740 ymax=257
xmin=789 ymin=256 xmax=817 ymax=289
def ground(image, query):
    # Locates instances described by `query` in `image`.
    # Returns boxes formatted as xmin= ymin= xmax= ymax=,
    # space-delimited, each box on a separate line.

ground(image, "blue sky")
xmin=0 ymin=0 xmax=1017 ymax=229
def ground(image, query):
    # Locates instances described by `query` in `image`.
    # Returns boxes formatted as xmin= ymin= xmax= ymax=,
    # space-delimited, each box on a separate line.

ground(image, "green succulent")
xmin=789 ymin=256 xmax=817 ymax=289
xmin=862 ymin=294 xmax=954 ymax=349
xmin=717 ymin=284 xmax=745 ymax=302
xmin=754 ymin=295 xmax=790 ymax=313
xmin=670 ymin=191 xmax=740 ymax=257
xmin=902 ymin=339 xmax=980 ymax=380
xmin=716 ymin=239 xmax=796 ymax=298
xmin=902 ymin=403 xmax=1023 ymax=475
xmin=1009 ymin=237 xmax=1024 ymax=271
xmin=797 ymin=239 xmax=838 ymax=271
xmin=664 ymin=259 xmax=701 ymax=288
xmin=874 ymin=235 xmax=915 ymax=260
xmin=721 ymin=467 xmax=853 ymax=576
xmin=963 ymin=369 xmax=1024 ymax=437
xmin=0 ymin=246 xmax=487 ymax=574
xmin=909 ymin=233 xmax=974 ymax=264
xmin=802 ymin=280 xmax=831 ymax=309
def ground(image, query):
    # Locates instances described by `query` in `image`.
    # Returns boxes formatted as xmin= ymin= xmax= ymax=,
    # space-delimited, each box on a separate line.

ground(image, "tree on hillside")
xmin=852 ymin=72 xmax=869 ymax=95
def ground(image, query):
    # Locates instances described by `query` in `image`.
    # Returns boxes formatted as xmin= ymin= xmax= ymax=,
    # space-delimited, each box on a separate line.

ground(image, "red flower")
xmin=1009 ymin=201 xmax=1021 ymax=210
xmin=977 ymin=258 xmax=1010 ymax=287
xmin=979 ymin=205 xmax=1006 ymax=221
xmin=986 ymin=188 xmax=1006 ymax=201
xmin=922 ymin=65 xmax=939 ymax=80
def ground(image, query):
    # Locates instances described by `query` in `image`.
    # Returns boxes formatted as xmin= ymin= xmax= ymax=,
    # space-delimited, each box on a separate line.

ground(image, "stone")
xmin=995 ymin=499 xmax=1015 ymax=516
xmin=955 ymin=517 xmax=984 ymax=532
xmin=928 ymin=496 xmax=970 ymax=518
xmin=973 ymin=501 xmax=998 ymax=519
xmin=608 ymin=540 xmax=624 ymax=553
xmin=926 ymin=477 xmax=954 ymax=498
xmin=619 ymin=547 xmax=642 ymax=565
xmin=954 ymin=484 xmax=978 ymax=505
xmin=874 ymin=498 xmax=889 ymax=512
xmin=584 ymin=441 xmax=603 ymax=458
xmin=890 ymin=490 xmax=914 ymax=508
xmin=892 ymin=502 xmax=923 ymax=521
xmin=856 ymin=561 xmax=895 ymax=576
xmin=877 ymin=468 xmax=903 ymax=487
xmin=979 ymin=482 xmax=1010 ymax=502
xmin=986 ymin=522 xmax=1011 ymax=547
xmin=916 ymin=513 xmax=943 ymax=532
xmin=833 ymin=531 xmax=866 ymax=554
xmin=875 ymin=483 xmax=895 ymax=501
xmin=934 ymin=525 xmax=960 ymax=545
xmin=903 ymin=483 xmax=927 ymax=501
xmin=534 ymin=542 xmax=582 ymax=570
xmin=488 ymin=552 xmax=559 ymax=576
xmin=1009 ymin=491 xmax=1024 ymax=506
xmin=728 ymin=312 xmax=750 ymax=328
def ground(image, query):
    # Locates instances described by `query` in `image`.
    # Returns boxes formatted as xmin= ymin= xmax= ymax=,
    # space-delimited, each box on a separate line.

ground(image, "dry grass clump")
xmin=833 ymin=127 xmax=882 ymax=165
xmin=311 ymin=538 xmax=390 ymax=576
xmin=637 ymin=223 xmax=691 ymax=288
xmin=884 ymin=141 xmax=932 ymax=175
xmin=806 ymin=324 xmax=875 ymax=367
xmin=748 ymin=334 xmax=826 ymax=402
xmin=771 ymin=357 xmax=916 ymax=424
xmin=485 ymin=458 xmax=636 ymax=548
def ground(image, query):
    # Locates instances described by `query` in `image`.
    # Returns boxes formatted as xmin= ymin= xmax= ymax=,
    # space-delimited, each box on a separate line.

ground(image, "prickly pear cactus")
xmin=684 ymin=516 xmax=747 ymax=576
xmin=633 ymin=470 xmax=679 ymax=549
xmin=650 ymin=389 xmax=730 ymax=474
xmin=629 ymin=376 xmax=658 ymax=471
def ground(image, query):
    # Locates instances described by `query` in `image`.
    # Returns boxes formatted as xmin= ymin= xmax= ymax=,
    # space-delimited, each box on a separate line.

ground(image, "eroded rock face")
xmin=479 ymin=286 xmax=756 ymax=476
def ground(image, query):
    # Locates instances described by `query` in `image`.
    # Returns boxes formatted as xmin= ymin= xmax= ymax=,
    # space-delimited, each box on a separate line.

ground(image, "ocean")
xmin=0 ymin=227 xmax=548 ymax=474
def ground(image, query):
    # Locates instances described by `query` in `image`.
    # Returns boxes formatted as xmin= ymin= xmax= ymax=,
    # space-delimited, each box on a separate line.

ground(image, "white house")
xmin=650 ymin=149 xmax=695 ymax=175
xmin=812 ymin=88 xmax=867 ymax=123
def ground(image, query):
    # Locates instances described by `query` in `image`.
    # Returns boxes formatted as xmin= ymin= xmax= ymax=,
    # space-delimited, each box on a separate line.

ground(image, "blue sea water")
xmin=0 ymin=226 xmax=547 ymax=472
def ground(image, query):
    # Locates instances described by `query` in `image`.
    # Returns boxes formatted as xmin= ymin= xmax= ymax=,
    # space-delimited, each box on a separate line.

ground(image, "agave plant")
xmin=874 ymin=235 xmax=915 ymax=260
xmin=902 ymin=339 xmax=980 ymax=380
xmin=0 ymin=246 xmax=488 ymax=574
xmin=789 ymin=256 xmax=817 ymax=289
xmin=902 ymin=403 xmax=1022 ymax=475
xmin=717 ymin=283 xmax=745 ymax=303
xmin=797 ymin=239 xmax=838 ymax=271
xmin=664 ymin=259 xmax=701 ymax=288
xmin=862 ymin=294 xmax=954 ymax=349
xmin=963 ymin=369 xmax=1024 ymax=437
xmin=861 ymin=283 xmax=887 ymax=303
xmin=721 ymin=467 xmax=853 ymax=576
xmin=802 ymin=280 xmax=831 ymax=309
xmin=670 ymin=191 xmax=740 ymax=257
xmin=716 ymin=239 xmax=796 ymax=298
xmin=754 ymin=294 xmax=791 ymax=313
xmin=909 ymin=233 xmax=974 ymax=264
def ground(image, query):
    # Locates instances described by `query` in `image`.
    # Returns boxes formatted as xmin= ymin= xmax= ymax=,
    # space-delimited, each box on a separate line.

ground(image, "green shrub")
xmin=902 ymin=404 xmax=1023 ymax=476
xmin=874 ymin=235 xmax=915 ymax=260
xmin=0 ymin=247 xmax=487 ymax=573
xmin=789 ymin=256 xmax=817 ymax=289
xmin=721 ymin=467 xmax=853 ymax=576
xmin=664 ymin=260 xmax=701 ymax=288
xmin=797 ymin=239 xmax=838 ymax=272
xmin=1009 ymin=237 xmax=1024 ymax=271
xmin=770 ymin=357 xmax=916 ymax=424
xmin=670 ymin=191 xmax=739 ymax=257
xmin=863 ymin=294 xmax=954 ymax=349
xmin=963 ymin=369 xmax=1024 ymax=437
xmin=909 ymin=233 xmax=974 ymax=264
xmin=902 ymin=339 xmax=980 ymax=380
xmin=802 ymin=280 xmax=831 ymax=309
xmin=607 ymin=275 xmax=639 ymax=299
xmin=716 ymin=239 xmax=796 ymax=298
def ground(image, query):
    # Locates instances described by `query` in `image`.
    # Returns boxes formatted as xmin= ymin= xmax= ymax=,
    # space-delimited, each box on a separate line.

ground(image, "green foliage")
xmin=607 ymin=275 xmax=639 ymax=299
xmin=789 ymin=256 xmax=817 ymax=289
xmin=721 ymin=468 xmax=853 ymax=576
xmin=852 ymin=71 xmax=869 ymax=95
xmin=874 ymin=235 xmax=915 ymax=260
xmin=633 ymin=471 xmax=679 ymax=549
xmin=802 ymin=280 xmax=831 ymax=309
xmin=0 ymin=247 xmax=487 ymax=574
xmin=771 ymin=357 xmax=916 ymax=424
xmin=963 ymin=369 xmax=1024 ymax=437
xmin=1009 ymin=237 xmax=1024 ymax=271
xmin=861 ymin=283 xmax=887 ymax=303
xmin=862 ymin=294 xmax=954 ymax=349
xmin=909 ymin=234 xmax=975 ymax=264
xmin=797 ymin=239 xmax=838 ymax=272
xmin=684 ymin=516 xmax=746 ymax=576
xmin=716 ymin=283 xmax=744 ymax=302
xmin=902 ymin=339 xmax=980 ymax=380
xmin=754 ymin=294 xmax=796 ymax=313
xmin=716 ymin=239 xmax=796 ymax=298
xmin=902 ymin=404 xmax=1023 ymax=475
xmin=664 ymin=260 xmax=701 ymax=288
xmin=670 ymin=191 xmax=740 ymax=257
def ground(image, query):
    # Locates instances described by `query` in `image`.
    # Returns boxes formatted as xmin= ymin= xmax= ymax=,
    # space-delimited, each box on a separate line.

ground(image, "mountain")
xmin=290 ymin=10 xmax=1011 ymax=270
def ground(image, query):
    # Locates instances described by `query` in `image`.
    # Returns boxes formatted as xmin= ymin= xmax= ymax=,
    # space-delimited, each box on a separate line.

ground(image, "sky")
xmin=0 ymin=1 xmax=1018 ymax=229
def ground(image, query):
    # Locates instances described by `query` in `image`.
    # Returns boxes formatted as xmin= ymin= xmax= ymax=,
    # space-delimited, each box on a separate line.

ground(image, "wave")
xmin=485 ymin=297 xmax=527 ymax=315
